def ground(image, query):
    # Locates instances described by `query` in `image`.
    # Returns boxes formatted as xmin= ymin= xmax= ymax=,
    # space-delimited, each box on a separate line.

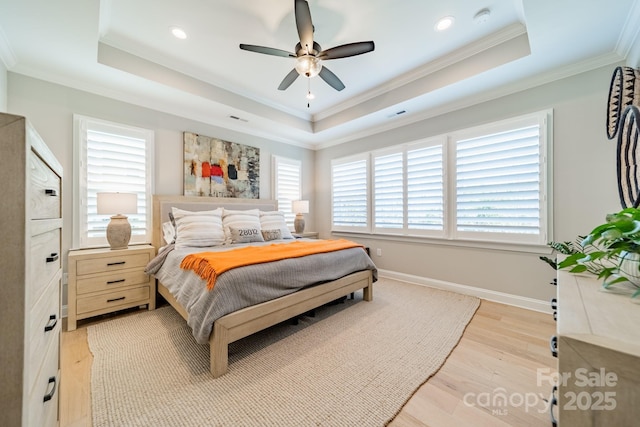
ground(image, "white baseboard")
xmin=378 ymin=269 xmax=553 ymax=314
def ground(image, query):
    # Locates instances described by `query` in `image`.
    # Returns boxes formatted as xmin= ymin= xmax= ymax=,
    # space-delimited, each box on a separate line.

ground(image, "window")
xmin=73 ymin=115 xmax=154 ymax=248
xmin=272 ymin=156 xmax=301 ymax=227
xmin=331 ymin=111 xmax=551 ymax=247
xmin=331 ymin=154 xmax=369 ymax=232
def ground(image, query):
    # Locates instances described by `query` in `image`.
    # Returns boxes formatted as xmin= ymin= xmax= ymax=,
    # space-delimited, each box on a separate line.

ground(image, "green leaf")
xmin=569 ymin=265 xmax=587 ymax=273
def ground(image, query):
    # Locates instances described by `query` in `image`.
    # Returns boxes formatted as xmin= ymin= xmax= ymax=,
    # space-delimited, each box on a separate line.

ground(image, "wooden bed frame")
xmin=151 ymin=195 xmax=373 ymax=377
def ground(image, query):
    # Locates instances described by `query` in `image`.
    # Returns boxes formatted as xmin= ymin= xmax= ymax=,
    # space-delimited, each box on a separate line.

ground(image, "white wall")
xmin=316 ymin=64 xmax=622 ymax=305
xmin=0 ymin=59 xmax=7 ymax=112
xmin=7 ymin=72 xmax=315 ymax=304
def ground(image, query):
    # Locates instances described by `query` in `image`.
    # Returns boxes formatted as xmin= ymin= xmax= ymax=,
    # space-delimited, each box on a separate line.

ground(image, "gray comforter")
xmin=148 ymin=239 xmax=378 ymax=344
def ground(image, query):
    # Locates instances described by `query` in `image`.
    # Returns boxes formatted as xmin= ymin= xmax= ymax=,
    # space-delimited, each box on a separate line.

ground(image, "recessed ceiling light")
xmin=435 ymin=16 xmax=455 ymax=32
xmin=170 ymin=26 xmax=187 ymax=40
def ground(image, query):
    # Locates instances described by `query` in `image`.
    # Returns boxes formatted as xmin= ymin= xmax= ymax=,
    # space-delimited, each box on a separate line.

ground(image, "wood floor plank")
xmin=59 ymin=299 xmax=557 ymax=426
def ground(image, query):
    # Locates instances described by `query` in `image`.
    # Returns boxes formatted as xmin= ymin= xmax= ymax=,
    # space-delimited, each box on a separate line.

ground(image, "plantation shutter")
xmin=374 ymin=151 xmax=403 ymax=230
xmin=455 ymin=124 xmax=542 ymax=240
xmin=407 ymin=144 xmax=444 ymax=232
xmin=332 ymin=156 xmax=369 ymax=230
xmin=273 ymin=156 xmax=301 ymax=227
xmin=86 ymin=129 xmax=147 ymax=240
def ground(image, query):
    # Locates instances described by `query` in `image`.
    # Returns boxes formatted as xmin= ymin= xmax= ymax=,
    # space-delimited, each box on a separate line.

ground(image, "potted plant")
xmin=555 ymin=207 xmax=640 ymax=299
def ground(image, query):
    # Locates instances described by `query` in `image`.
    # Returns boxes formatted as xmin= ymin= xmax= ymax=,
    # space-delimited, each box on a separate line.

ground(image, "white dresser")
xmin=0 ymin=113 xmax=63 ymax=426
xmin=556 ymin=270 xmax=640 ymax=426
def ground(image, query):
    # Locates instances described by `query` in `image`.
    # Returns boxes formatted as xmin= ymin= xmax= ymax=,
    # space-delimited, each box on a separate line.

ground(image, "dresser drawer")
xmin=29 ymin=151 xmax=61 ymax=220
xmin=77 ymin=285 xmax=150 ymax=315
xmin=28 ymin=276 xmax=60 ymax=393
xmin=29 ymin=227 xmax=61 ymax=306
xmin=27 ymin=336 xmax=59 ymax=427
xmin=76 ymin=270 xmax=151 ymax=295
xmin=76 ymin=252 xmax=151 ymax=276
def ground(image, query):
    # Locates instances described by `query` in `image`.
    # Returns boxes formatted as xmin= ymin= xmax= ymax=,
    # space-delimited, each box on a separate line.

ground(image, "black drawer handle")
xmin=550 ymin=385 xmax=558 ymax=427
xmin=550 ymin=335 xmax=558 ymax=358
xmin=44 ymin=188 xmax=58 ymax=196
xmin=107 ymin=296 xmax=126 ymax=303
xmin=106 ymin=279 xmax=126 ymax=285
xmin=553 ymin=311 xmax=557 ymax=322
xmin=550 ymin=298 xmax=557 ymax=310
xmin=43 ymin=376 xmax=57 ymax=402
xmin=46 ymin=253 xmax=59 ymax=263
xmin=44 ymin=314 xmax=57 ymax=332
xmin=107 ymin=261 xmax=126 ymax=266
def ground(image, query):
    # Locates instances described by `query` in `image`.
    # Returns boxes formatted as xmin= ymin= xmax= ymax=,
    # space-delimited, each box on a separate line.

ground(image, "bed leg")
xmin=363 ymin=280 xmax=373 ymax=302
xmin=210 ymin=323 xmax=229 ymax=378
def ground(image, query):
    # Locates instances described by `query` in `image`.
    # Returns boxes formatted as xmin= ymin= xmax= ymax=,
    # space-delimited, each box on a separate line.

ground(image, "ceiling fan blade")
xmin=294 ymin=0 xmax=314 ymax=54
xmin=318 ymin=41 xmax=375 ymax=60
xmin=239 ymin=44 xmax=295 ymax=58
xmin=278 ymin=68 xmax=300 ymax=90
xmin=319 ymin=66 xmax=345 ymax=91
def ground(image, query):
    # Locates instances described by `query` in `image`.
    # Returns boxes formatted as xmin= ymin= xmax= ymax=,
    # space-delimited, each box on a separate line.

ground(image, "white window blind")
xmin=374 ymin=151 xmax=403 ymax=229
xmin=74 ymin=116 xmax=154 ymax=248
xmin=407 ymin=143 xmax=444 ymax=232
xmin=332 ymin=156 xmax=369 ymax=231
xmin=454 ymin=122 xmax=544 ymax=243
xmin=273 ymin=156 xmax=301 ymax=227
xmin=329 ymin=110 xmax=550 ymax=247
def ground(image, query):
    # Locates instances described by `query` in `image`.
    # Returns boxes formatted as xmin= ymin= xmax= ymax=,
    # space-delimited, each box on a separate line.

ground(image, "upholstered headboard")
xmin=152 ymin=195 xmax=278 ymax=249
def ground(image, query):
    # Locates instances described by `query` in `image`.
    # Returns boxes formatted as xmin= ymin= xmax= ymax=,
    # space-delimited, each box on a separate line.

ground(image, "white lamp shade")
xmin=292 ymin=200 xmax=309 ymax=214
xmin=97 ymin=192 xmax=138 ymax=215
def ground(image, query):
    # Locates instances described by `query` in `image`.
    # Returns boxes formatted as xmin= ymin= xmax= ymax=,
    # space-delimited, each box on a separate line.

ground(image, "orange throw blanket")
xmin=180 ymin=239 xmax=364 ymax=290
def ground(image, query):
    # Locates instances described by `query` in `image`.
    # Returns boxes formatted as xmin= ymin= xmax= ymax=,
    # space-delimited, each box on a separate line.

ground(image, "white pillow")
xmin=259 ymin=211 xmax=294 ymax=239
xmin=172 ymin=207 xmax=225 ymax=248
xmin=222 ymin=209 xmax=262 ymax=244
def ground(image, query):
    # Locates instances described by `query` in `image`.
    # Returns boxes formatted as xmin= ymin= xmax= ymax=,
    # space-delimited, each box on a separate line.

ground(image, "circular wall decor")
xmin=617 ymin=105 xmax=640 ymax=208
xmin=607 ymin=66 xmax=640 ymax=140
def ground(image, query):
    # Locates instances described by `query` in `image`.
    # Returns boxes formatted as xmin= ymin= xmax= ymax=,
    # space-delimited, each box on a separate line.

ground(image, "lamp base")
xmin=294 ymin=214 xmax=305 ymax=234
xmin=106 ymin=215 xmax=131 ymax=250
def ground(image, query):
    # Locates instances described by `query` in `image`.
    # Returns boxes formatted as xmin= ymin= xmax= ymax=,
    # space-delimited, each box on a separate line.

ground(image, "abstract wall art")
xmin=183 ymin=132 xmax=260 ymax=198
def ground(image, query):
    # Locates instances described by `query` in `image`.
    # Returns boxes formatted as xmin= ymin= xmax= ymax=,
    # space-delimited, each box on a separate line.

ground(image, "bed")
xmin=149 ymin=195 xmax=377 ymax=377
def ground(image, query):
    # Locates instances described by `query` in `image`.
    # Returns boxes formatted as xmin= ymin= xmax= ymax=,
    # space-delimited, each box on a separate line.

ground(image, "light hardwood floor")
xmin=60 ymin=299 xmax=557 ymax=426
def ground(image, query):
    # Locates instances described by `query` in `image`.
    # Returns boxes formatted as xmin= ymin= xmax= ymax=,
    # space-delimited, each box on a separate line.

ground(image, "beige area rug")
xmin=88 ymin=278 xmax=479 ymax=426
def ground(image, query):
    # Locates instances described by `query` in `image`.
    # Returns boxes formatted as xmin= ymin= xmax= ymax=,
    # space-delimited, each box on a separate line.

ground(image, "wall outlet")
xmin=376 ymin=248 xmax=382 ymax=256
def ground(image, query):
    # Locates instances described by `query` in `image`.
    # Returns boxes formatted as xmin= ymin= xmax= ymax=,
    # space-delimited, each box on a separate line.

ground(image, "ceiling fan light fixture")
xmin=295 ymin=55 xmax=322 ymax=78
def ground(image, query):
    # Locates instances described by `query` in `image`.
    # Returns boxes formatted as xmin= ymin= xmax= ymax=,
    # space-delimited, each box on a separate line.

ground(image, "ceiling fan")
xmin=239 ymin=0 xmax=375 ymax=92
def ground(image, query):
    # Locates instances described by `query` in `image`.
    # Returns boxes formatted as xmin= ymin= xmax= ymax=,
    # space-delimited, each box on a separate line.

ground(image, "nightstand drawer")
xmin=76 ymin=270 xmax=151 ymax=294
xmin=76 ymin=252 xmax=151 ymax=276
xmin=29 ymin=151 xmax=61 ymax=220
xmin=77 ymin=286 xmax=150 ymax=314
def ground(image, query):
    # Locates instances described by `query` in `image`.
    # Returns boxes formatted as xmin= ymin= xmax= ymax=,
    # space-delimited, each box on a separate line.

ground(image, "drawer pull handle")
xmin=107 ymin=261 xmax=126 ymax=266
xmin=46 ymin=253 xmax=59 ymax=263
xmin=550 ymin=385 xmax=558 ymax=427
xmin=550 ymin=298 xmax=557 ymax=310
xmin=44 ymin=314 xmax=57 ymax=332
xmin=43 ymin=376 xmax=57 ymax=402
xmin=44 ymin=188 xmax=58 ymax=196
xmin=550 ymin=335 xmax=558 ymax=357
xmin=107 ymin=279 xmax=126 ymax=285
xmin=107 ymin=296 xmax=126 ymax=303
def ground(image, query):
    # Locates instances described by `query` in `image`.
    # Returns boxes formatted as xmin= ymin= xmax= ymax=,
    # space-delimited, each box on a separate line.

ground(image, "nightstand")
xmin=67 ymin=244 xmax=156 ymax=331
xmin=292 ymin=232 xmax=319 ymax=239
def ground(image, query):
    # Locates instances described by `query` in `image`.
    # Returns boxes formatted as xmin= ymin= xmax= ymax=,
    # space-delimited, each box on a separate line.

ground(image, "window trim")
xmin=73 ymin=115 xmax=155 ymax=248
xmin=330 ymin=110 xmax=553 ymax=252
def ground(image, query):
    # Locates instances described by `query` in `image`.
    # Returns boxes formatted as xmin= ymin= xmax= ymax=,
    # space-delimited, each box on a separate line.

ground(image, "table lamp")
xmin=292 ymin=200 xmax=309 ymax=234
xmin=97 ymin=192 xmax=138 ymax=250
